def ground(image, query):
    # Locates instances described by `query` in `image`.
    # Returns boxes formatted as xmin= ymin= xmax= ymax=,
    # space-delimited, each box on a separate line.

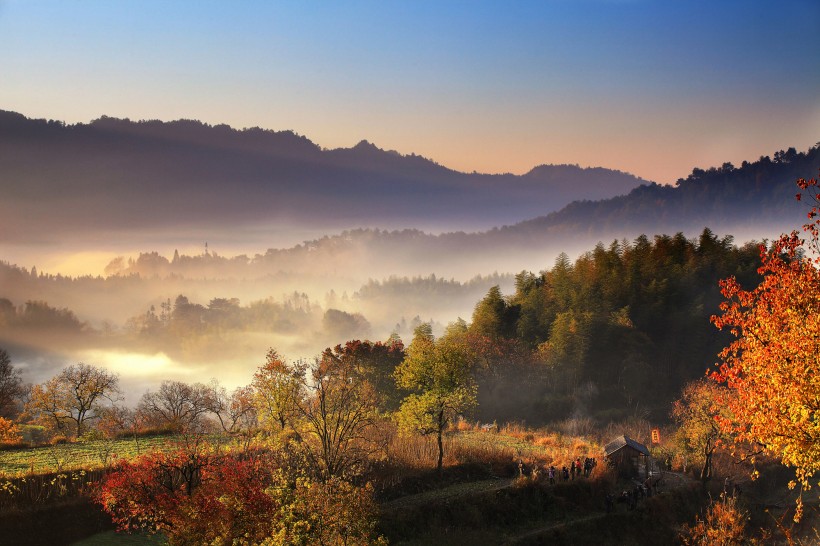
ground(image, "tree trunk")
xmin=436 ymin=410 xmax=444 ymax=474
xmin=700 ymin=449 xmax=713 ymax=482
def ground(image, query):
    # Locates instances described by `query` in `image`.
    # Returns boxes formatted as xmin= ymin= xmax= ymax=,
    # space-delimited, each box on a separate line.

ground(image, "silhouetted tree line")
xmin=465 ymin=228 xmax=763 ymax=424
xmin=126 ymin=293 xmax=320 ymax=339
xmin=88 ymin=145 xmax=820 ymax=285
xmin=354 ymin=273 xmax=512 ymax=302
xmin=504 ymin=144 xmax=820 ymax=239
xmin=0 ymin=298 xmax=86 ymax=332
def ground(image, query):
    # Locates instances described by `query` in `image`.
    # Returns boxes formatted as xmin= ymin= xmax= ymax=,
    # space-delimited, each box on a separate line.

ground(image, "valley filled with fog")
xmin=1 ymin=111 xmax=816 ymax=406
xmin=0 ymin=221 xmax=798 ymax=406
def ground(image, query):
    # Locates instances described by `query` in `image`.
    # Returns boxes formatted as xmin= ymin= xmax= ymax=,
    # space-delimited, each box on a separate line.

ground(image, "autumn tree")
xmin=100 ymin=446 xmax=250 ymax=545
xmin=672 ymin=379 xmax=734 ymax=482
xmin=711 ymin=171 xmax=820 ymax=519
xmin=252 ymin=348 xmax=305 ymax=432
xmin=0 ymin=347 xmax=24 ymax=419
xmin=25 ymin=363 xmax=120 ymax=437
xmin=296 ymin=350 xmax=379 ymax=480
xmin=252 ymin=347 xmax=380 ymax=480
xmin=470 ymin=285 xmax=518 ymax=340
xmin=679 ymin=494 xmax=748 ymax=546
xmin=538 ymin=310 xmax=593 ymax=393
xmin=138 ymin=380 xmax=214 ymax=433
xmin=321 ymin=338 xmax=405 ymax=412
xmin=394 ymin=322 xmax=477 ymax=472
xmin=0 ymin=417 xmax=22 ymax=444
xmin=291 ymin=477 xmax=386 ymax=546
xmin=93 ymin=404 xmax=141 ymax=454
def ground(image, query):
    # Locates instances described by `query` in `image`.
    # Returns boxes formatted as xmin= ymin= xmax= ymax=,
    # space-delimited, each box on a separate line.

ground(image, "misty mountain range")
xmin=100 ymin=144 xmax=820 ymax=281
xmin=1 ymin=119 xmax=817 ymax=392
xmin=1 ymin=109 xmax=817 ymax=280
xmin=0 ymin=110 xmax=647 ymax=244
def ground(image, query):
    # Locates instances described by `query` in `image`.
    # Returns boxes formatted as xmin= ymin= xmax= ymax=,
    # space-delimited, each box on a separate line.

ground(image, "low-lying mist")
xmin=0 ymin=241 xmax=522 ymax=401
xmin=4 ymin=142 xmax=816 ymax=399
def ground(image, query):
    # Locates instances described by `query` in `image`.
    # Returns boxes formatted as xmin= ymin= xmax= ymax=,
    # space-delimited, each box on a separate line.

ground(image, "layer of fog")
xmin=0 ymin=218 xmax=795 ymax=406
xmin=0 ymin=242 xmax=524 ymax=403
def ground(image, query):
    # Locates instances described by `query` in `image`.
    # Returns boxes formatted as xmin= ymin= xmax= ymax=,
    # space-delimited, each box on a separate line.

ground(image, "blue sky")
xmin=1 ymin=0 xmax=818 ymax=183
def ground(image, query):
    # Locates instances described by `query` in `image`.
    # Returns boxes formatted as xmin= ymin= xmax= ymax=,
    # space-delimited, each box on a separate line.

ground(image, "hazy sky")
xmin=1 ymin=0 xmax=818 ymax=184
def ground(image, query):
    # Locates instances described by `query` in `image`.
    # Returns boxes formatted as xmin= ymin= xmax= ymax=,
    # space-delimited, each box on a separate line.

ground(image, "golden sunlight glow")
xmin=78 ymin=350 xmax=183 ymax=378
xmin=38 ymin=251 xmax=122 ymax=277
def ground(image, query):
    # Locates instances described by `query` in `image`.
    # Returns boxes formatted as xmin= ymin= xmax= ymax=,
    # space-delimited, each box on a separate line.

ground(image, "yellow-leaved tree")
xmin=394 ymin=322 xmax=477 ymax=473
xmin=671 ymin=379 xmax=734 ymax=483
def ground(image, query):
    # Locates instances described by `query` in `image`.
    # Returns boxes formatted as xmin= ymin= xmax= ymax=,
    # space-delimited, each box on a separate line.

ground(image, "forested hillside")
xmin=464 ymin=228 xmax=763 ymax=424
xmin=505 ymin=145 xmax=820 ymax=238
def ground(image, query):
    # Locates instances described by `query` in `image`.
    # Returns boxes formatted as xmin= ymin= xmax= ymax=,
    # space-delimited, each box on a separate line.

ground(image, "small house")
xmin=604 ymin=435 xmax=651 ymax=479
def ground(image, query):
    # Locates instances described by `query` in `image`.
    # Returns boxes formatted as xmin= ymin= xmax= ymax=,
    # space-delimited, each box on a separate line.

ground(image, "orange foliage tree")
xmin=25 ymin=362 xmax=121 ymax=438
xmin=252 ymin=348 xmax=305 ymax=432
xmin=296 ymin=350 xmax=380 ymax=481
xmin=0 ymin=416 xmax=22 ymax=444
xmin=711 ymin=171 xmax=820 ymax=520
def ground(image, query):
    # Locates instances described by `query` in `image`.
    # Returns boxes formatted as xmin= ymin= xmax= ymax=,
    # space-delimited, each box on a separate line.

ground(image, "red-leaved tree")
xmin=98 ymin=445 xmax=385 ymax=545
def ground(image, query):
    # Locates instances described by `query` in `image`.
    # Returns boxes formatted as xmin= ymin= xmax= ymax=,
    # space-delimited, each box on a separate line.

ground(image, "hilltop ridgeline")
xmin=0 ymin=110 xmax=645 ymax=242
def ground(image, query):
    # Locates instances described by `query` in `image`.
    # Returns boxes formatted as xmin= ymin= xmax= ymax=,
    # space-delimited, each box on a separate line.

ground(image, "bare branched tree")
xmin=206 ymin=380 xmax=257 ymax=436
xmin=26 ymin=362 xmax=121 ymax=437
xmin=138 ymin=380 xmax=213 ymax=433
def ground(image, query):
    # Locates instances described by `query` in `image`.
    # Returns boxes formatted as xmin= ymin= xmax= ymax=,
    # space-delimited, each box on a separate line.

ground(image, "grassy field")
xmin=448 ymin=423 xmax=601 ymax=469
xmin=1 ymin=423 xmax=602 ymax=478
xmin=0 ymin=435 xmax=177 ymax=476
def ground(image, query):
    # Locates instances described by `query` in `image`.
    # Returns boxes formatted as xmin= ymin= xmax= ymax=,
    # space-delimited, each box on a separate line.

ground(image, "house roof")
xmin=604 ymin=435 xmax=650 ymax=457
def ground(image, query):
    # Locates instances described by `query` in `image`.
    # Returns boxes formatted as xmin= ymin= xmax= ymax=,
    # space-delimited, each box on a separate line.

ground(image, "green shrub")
xmin=18 ymin=425 xmax=47 ymax=445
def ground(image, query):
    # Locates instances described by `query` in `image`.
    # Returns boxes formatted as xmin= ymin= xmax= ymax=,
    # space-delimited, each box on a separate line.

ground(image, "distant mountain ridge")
xmin=504 ymin=145 xmax=820 ymax=239
xmin=2 ymin=109 xmax=816 ymax=281
xmin=0 ymin=110 xmax=647 ymax=244
xmin=101 ymin=144 xmax=820 ymax=281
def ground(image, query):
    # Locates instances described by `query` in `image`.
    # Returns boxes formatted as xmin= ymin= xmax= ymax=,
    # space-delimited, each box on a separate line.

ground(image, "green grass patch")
xmin=0 ymin=436 xmax=177 ymax=476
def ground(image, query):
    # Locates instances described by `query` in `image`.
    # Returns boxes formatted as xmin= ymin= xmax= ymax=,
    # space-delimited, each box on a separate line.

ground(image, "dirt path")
xmin=658 ymin=470 xmax=695 ymax=489
xmin=501 ymin=513 xmax=608 ymax=545
xmin=381 ymin=478 xmax=515 ymax=512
